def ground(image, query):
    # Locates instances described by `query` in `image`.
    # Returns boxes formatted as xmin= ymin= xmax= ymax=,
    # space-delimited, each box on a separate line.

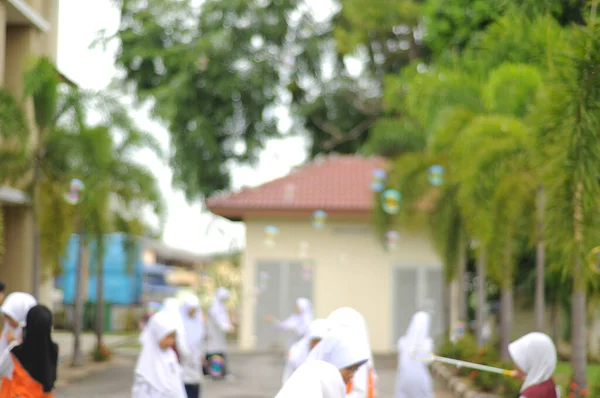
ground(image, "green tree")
xmin=530 ymin=15 xmax=600 ymax=394
xmin=109 ymin=0 xmax=303 ymax=198
xmin=53 ymin=119 xmax=163 ymax=353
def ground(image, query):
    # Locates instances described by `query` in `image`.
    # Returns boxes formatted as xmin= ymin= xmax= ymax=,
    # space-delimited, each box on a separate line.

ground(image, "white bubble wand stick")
xmin=410 ymin=349 xmax=517 ymax=377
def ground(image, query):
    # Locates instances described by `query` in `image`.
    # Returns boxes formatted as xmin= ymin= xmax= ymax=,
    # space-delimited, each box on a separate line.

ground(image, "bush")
xmin=92 ymin=343 xmax=112 ymax=362
xmin=436 ymin=334 xmax=522 ymax=395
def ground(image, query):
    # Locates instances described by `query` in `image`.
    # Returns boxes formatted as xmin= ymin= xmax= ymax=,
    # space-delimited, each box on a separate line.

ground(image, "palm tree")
xmin=17 ymin=57 xmax=163 ymax=366
xmin=373 ymin=66 xmax=483 ymax=340
xmin=529 ymin=15 xmax=600 ymax=394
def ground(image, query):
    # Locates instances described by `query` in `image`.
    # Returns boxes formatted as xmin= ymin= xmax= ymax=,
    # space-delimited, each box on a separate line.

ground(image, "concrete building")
xmin=0 ymin=0 xmax=60 ymax=302
xmin=206 ymin=155 xmax=445 ymax=353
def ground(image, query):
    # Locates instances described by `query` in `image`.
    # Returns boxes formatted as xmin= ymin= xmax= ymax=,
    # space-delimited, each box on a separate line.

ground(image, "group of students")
xmin=0 ymin=291 xmax=59 ymax=397
xmin=273 ymin=298 xmax=561 ymax=398
xmin=132 ymin=287 xmax=235 ymax=398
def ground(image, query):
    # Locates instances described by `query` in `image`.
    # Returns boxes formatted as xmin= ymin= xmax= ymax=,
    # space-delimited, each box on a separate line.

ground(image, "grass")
xmin=554 ymin=361 xmax=600 ymax=391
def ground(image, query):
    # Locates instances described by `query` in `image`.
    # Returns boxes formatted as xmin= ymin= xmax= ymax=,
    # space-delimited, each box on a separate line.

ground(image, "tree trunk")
xmin=571 ymin=182 xmax=587 ymax=395
xmin=476 ymin=245 xmax=487 ymax=348
xmin=71 ymin=215 xmax=85 ymax=367
xmin=458 ymin=237 xmax=468 ymax=322
xmin=500 ymin=241 xmax=514 ymax=361
xmin=31 ymin=155 xmax=42 ymax=298
xmin=95 ymin=237 xmax=105 ymax=349
xmin=535 ymin=186 xmax=546 ymax=332
xmin=550 ymin=301 xmax=560 ymax=344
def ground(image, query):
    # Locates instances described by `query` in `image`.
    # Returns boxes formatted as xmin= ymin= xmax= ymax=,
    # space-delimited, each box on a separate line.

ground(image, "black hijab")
xmin=11 ymin=305 xmax=59 ymax=392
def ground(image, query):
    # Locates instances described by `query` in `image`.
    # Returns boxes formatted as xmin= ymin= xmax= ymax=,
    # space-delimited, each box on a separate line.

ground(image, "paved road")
xmin=55 ymin=351 xmax=455 ymax=398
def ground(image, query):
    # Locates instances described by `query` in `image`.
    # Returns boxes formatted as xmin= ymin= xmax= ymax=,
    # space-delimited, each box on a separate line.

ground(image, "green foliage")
xmin=0 ymin=89 xmax=28 ymax=143
xmin=111 ymin=0 xmax=300 ymax=198
xmin=437 ymin=334 xmax=521 ymax=395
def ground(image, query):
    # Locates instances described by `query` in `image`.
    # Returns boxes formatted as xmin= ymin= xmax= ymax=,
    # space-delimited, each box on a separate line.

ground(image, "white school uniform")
xmin=327 ymin=307 xmax=377 ymax=398
xmin=278 ymin=326 xmax=370 ymax=398
xmin=132 ymin=311 xmax=186 ymax=398
xmin=395 ymin=311 xmax=434 ymax=398
xmin=282 ymin=318 xmax=330 ymax=384
xmin=0 ymin=293 xmax=37 ymax=353
xmin=206 ymin=288 xmax=233 ymax=354
xmin=508 ymin=332 xmax=561 ymax=398
xmin=275 ymin=298 xmax=314 ymax=347
xmin=161 ymin=297 xmax=189 ymax=360
xmin=179 ymin=294 xmax=205 ymax=386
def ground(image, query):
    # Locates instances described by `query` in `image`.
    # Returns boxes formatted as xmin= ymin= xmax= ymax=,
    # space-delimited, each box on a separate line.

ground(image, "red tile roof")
xmin=206 ymin=155 xmax=387 ymax=219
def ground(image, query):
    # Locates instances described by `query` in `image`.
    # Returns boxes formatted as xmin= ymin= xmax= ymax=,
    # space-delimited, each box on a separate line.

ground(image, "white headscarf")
xmin=209 ymin=287 xmax=232 ymax=330
xmin=0 ymin=292 xmax=37 ymax=352
xmin=276 ymin=360 xmax=346 ymax=398
xmin=288 ymin=319 xmax=331 ymax=372
xmin=134 ymin=311 xmax=186 ymax=397
xmin=278 ymin=297 xmax=314 ymax=338
xmin=395 ymin=311 xmax=433 ymax=398
xmin=162 ymin=297 xmax=189 ymax=358
xmin=327 ymin=307 xmax=377 ymax=398
xmin=508 ymin=332 xmax=557 ymax=392
xmin=327 ymin=307 xmax=374 ymax=365
xmin=180 ymin=294 xmax=205 ymax=350
xmin=306 ymin=326 xmax=370 ymax=370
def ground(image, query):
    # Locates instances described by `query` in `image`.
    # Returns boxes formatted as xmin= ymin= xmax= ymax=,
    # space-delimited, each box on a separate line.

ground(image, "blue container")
xmin=60 ymin=233 xmax=144 ymax=305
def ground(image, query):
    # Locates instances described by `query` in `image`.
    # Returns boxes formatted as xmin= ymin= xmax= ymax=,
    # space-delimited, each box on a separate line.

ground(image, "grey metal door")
xmin=254 ymin=263 xmax=283 ymax=350
xmin=392 ymin=268 xmax=418 ymax=345
xmin=254 ymin=261 xmax=313 ymax=350
xmin=424 ymin=269 xmax=445 ymax=339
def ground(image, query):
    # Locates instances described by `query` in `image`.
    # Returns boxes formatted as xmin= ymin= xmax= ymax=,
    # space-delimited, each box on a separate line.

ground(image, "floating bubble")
xmin=302 ymin=267 xmax=312 ymax=281
xmin=264 ymin=225 xmax=279 ymax=247
xmin=298 ymin=240 xmax=310 ymax=258
xmin=283 ymin=183 xmax=296 ymax=202
xmin=381 ymin=189 xmax=401 ymax=214
xmin=209 ymin=355 xmax=225 ymax=377
xmin=428 ymin=165 xmax=444 ymax=186
xmin=312 ymin=210 xmax=327 ymax=229
xmin=372 ymin=168 xmax=387 ymax=180
xmin=386 ymin=230 xmax=399 ymax=250
xmin=370 ymin=181 xmax=384 ymax=192
xmin=371 ymin=168 xmax=387 ymax=192
xmin=64 ymin=178 xmax=85 ymax=205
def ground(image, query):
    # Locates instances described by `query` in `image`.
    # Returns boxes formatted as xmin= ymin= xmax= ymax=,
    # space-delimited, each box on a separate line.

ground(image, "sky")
xmin=55 ymin=0 xmax=330 ymax=255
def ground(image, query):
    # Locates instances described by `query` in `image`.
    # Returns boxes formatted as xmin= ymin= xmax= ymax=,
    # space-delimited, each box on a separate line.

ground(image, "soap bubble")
xmin=372 ymin=168 xmax=387 ymax=180
xmin=312 ymin=210 xmax=327 ymax=229
xmin=427 ymin=165 xmax=444 ymax=186
xmin=264 ymin=225 xmax=279 ymax=247
xmin=283 ymin=183 xmax=296 ymax=202
xmin=370 ymin=181 xmax=384 ymax=192
xmin=381 ymin=189 xmax=401 ymax=214
xmin=371 ymin=168 xmax=387 ymax=192
xmin=386 ymin=230 xmax=399 ymax=250
xmin=64 ymin=178 xmax=85 ymax=205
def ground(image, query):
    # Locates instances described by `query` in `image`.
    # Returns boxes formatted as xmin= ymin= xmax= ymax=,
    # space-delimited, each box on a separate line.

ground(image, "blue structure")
xmin=142 ymin=263 xmax=178 ymax=297
xmin=61 ymin=233 xmax=144 ymax=305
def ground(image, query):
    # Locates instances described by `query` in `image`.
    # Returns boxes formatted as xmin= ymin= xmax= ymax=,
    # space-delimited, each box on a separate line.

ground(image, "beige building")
xmin=207 ymin=154 xmax=445 ymax=353
xmin=0 ymin=0 xmax=60 ymax=302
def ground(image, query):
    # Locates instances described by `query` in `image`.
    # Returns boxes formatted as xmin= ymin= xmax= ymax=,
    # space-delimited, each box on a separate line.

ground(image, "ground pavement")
xmin=55 ymin=349 xmax=456 ymax=398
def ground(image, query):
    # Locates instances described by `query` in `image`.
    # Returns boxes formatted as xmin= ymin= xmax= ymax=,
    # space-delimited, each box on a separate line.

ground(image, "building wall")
xmin=239 ymin=217 xmax=442 ymax=353
xmin=0 ymin=0 xmax=59 ymax=303
xmin=1 ymin=204 xmax=34 ymax=294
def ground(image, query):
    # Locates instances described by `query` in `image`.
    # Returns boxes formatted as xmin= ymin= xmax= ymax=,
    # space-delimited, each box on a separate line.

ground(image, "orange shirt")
xmin=0 ymin=355 xmax=53 ymax=398
xmin=345 ymin=367 xmax=376 ymax=398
